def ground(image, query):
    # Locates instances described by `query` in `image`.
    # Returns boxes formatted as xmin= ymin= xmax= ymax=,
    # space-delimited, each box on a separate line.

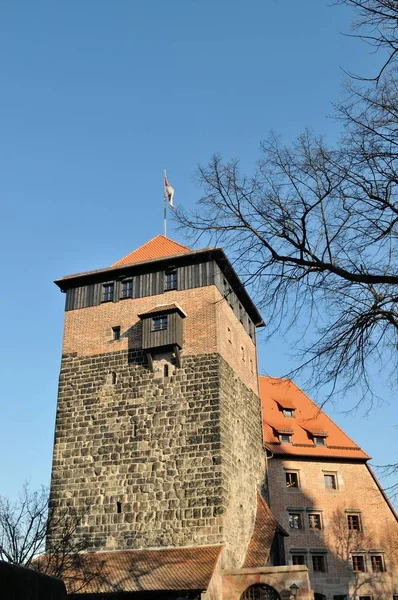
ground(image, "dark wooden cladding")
xmin=142 ymin=312 xmax=183 ymax=350
xmin=64 ymin=258 xmax=256 ymax=341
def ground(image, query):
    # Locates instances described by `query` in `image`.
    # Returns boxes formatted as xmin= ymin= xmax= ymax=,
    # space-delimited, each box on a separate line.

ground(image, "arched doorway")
xmin=241 ymin=584 xmax=281 ymax=600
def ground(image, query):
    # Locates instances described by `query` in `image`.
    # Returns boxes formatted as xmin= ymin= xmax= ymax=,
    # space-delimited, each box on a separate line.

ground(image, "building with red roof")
xmin=48 ymin=236 xmax=397 ymax=600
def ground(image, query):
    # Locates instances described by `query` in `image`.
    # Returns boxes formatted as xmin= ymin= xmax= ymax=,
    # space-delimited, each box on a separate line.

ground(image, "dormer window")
xmin=314 ymin=436 xmax=326 ymax=446
xmin=283 ymin=409 xmax=294 ymax=418
xmin=152 ymin=316 xmax=168 ymax=331
xmin=279 ymin=433 xmax=292 ymax=444
xmin=165 ymin=270 xmax=177 ymax=291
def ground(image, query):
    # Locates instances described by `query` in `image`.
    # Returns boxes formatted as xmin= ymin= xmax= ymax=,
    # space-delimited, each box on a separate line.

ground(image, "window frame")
xmin=291 ymin=554 xmax=306 ymax=565
xmin=324 ymin=473 xmax=337 ymax=490
xmin=347 ymin=514 xmax=361 ymax=531
xmin=279 ymin=433 xmax=292 ymax=444
xmin=314 ymin=436 xmax=326 ymax=446
xmin=308 ymin=513 xmax=322 ymax=531
xmin=285 ymin=471 xmax=299 ymax=488
xmin=112 ymin=326 xmax=121 ymax=341
xmin=288 ymin=513 xmax=303 ymax=530
xmin=352 ymin=554 xmax=366 ymax=573
xmin=102 ymin=282 xmax=114 ymax=303
xmin=152 ymin=315 xmax=168 ymax=332
xmin=121 ymin=279 xmax=133 ymax=299
xmin=312 ymin=554 xmax=327 ymax=573
xmin=370 ymin=554 xmax=385 ymax=572
xmin=165 ymin=270 xmax=178 ymax=291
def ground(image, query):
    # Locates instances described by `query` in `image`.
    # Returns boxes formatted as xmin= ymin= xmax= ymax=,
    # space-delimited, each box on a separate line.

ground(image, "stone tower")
xmin=48 ymin=235 xmax=265 ymax=568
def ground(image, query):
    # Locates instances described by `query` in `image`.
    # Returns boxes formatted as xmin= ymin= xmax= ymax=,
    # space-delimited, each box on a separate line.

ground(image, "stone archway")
xmin=240 ymin=584 xmax=281 ymax=600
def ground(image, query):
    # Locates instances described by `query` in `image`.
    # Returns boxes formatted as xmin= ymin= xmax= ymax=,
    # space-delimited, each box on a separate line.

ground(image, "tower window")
xmin=285 ymin=472 xmax=299 ymax=488
xmin=116 ymin=502 xmax=122 ymax=514
xmin=165 ymin=270 xmax=177 ymax=290
xmin=347 ymin=514 xmax=361 ymax=531
xmin=308 ymin=513 xmax=322 ymax=530
xmin=152 ymin=315 xmax=168 ymax=331
xmin=112 ymin=326 xmax=121 ymax=341
xmin=121 ymin=280 xmax=133 ymax=298
xmin=352 ymin=555 xmax=366 ymax=572
xmin=102 ymin=283 xmax=114 ymax=302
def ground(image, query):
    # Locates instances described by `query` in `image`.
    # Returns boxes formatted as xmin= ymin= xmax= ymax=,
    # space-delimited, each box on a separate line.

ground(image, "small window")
xmin=347 ymin=514 xmax=361 ymax=531
xmin=102 ymin=283 xmax=114 ymax=302
xmin=112 ymin=326 xmax=121 ymax=341
xmin=314 ymin=436 xmax=326 ymax=446
xmin=165 ymin=270 xmax=177 ymax=290
xmin=121 ymin=280 xmax=133 ymax=298
xmin=286 ymin=472 xmax=299 ymax=488
xmin=283 ymin=409 xmax=294 ymax=418
xmin=358 ymin=596 xmax=372 ymax=600
xmin=279 ymin=433 xmax=292 ymax=444
xmin=289 ymin=513 xmax=302 ymax=529
xmin=292 ymin=554 xmax=306 ymax=565
xmin=152 ymin=315 xmax=168 ymax=331
xmin=312 ymin=554 xmax=326 ymax=572
xmin=116 ymin=501 xmax=122 ymax=514
xmin=370 ymin=555 xmax=385 ymax=572
xmin=352 ymin=555 xmax=366 ymax=572
xmin=227 ymin=327 xmax=232 ymax=344
xmin=324 ymin=474 xmax=337 ymax=489
xmin=241 ymin=346 xmax=245 ymax=361
xmin=308 ymin=513 xmax=322 ymax=530
xmin=164 ymin=364 xmax=169 ymax=377
xmin=111 ymin=372 xmax=117 ymax=385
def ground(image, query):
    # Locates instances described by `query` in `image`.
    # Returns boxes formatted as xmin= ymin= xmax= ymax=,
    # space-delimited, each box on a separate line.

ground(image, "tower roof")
xmin=259 ymin=376 xmax=369 ymax=460
xmin=113 ymin=235 xmax=191 ymax=266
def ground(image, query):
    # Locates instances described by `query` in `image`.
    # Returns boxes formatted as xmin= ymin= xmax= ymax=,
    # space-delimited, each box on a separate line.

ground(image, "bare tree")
xmin=0 ymin=484 xmax=102 ymax=593
xmin=177 ymin=2 xmax=398 ymax=408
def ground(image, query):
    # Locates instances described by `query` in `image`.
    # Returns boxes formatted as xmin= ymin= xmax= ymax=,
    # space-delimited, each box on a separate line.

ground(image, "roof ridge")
xmin=112 ymin=234 xmax=191 ymax=267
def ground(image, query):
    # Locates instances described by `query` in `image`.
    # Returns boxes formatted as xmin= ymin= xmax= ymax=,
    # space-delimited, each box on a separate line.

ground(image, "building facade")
xmin=260 ymin=377 xmax=398 ymax=600
xmin=47 ymin=234 xmax=396 ymax=600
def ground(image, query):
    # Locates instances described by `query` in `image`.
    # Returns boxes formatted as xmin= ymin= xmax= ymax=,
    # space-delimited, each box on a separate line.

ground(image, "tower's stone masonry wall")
xmin=62 ymin=285 xmax=258 ymax=393
xmin=268 ymin=457 xmax=398 ymax=599
xmin=49 ymin=349 xmax=264 ymax=562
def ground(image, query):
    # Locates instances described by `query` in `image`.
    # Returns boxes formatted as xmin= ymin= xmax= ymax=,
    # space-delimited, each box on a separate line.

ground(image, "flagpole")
xmin=163 ymin=169 xmax=167 ymax=237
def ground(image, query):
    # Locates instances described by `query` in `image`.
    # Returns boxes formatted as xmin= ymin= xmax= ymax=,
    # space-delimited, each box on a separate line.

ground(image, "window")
xmin=358 ymin=596 xmax=372 ymax=600
xmin=314 ymin=436 xmax=326 ymax=446
xmin=312 ymin=554 xmax=326 ymax=572
xmin=121 ymin=280 xmax=133 ymax=298
xmin=285 ymin=472 xmax=299 ymax=488
xmin=347 ymin=514 xmax=361 ymax=531
xmin=102 ymin=283 xmax=114 ymax=302
xmin=152 ymin=315 xmax=168 ymax=331
xmin=111 ymin=372 xmax=117 ymax=385
xmin=289 ymin=513 xmax=302 ymax=529
xmin=163 ymin=364 xmax=169 ymax=377
xmin=370 ymin=555 xmax=385 ymax=572
xmin=279 ymin=433 xmax=292 ymax=444
xmin=308 ymin=513 xmax=322 ymax=530
xmin=334 ymin=596 xmax=348 ymax=600
xmin=292 ymin=554 xmax=306 ymax=565
xmin=283 ymin=409 xmax=294 ymax=418
xmin=112 ymin=326 xmax=121 ymax=341
xmin=324 ymin=474 xmax=337 ymax=489
xmin=165 ymin=270 xmax=177 ymax=290
xmin=352 ymin=555 xmax=366 ymax=572
xmin=116 ymin=501 xmax=122 ymax=514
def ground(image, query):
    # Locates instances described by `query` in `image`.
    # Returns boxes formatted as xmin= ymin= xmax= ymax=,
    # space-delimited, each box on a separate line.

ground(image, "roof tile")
xmin=259 ymin=377 xmax=369 ymax=460
xmin=243 ymin=494 xmax=286 ymax=568
xmin=113 ymin=235 xmax=191 ymax=266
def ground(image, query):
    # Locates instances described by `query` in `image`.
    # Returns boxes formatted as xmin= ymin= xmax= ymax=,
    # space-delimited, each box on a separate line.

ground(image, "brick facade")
xmin=268 ymin=457 xmax=398 ymax=599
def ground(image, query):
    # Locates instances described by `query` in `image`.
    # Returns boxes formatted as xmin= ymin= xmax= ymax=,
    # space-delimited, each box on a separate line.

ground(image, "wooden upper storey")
xmin=54 ymin=237 xmax=264 ymax=341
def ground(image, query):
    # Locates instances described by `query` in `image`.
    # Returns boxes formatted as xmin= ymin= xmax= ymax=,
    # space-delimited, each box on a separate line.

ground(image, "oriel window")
xmin=152 ymin=315 xmax=168 ymax=331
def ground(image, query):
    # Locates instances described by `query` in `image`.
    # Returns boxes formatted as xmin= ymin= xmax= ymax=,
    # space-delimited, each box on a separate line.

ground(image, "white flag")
xmin=164 ymin=172 xmax=175 ymax=209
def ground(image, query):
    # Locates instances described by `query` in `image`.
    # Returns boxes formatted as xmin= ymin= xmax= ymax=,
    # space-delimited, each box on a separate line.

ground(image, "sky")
xmin=0 ymin=0 xmax=396 ymax=504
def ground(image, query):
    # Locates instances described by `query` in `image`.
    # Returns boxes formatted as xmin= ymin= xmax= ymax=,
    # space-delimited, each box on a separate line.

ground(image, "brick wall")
xmin=268 ymin=457 xmax=398 ymax=599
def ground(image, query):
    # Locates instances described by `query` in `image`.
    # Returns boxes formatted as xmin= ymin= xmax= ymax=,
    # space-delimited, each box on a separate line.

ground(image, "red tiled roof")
xmin=113 ymin=235 xmax=191 ymax=266
xmin=259 ymin=377 xmax=370 ymax=460
xmin=243 ymin=494 xmax=287 ymax=568
xmin=63 ymin=545 xmax=222 ymax=595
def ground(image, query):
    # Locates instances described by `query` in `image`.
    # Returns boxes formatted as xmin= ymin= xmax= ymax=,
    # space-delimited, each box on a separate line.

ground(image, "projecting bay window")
xmin=152 ymin=316 xmax=168 ymax=331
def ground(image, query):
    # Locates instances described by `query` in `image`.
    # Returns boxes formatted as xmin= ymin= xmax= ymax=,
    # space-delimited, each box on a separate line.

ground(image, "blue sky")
xmin=0 ymin=0 xmax=396 ymax=503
